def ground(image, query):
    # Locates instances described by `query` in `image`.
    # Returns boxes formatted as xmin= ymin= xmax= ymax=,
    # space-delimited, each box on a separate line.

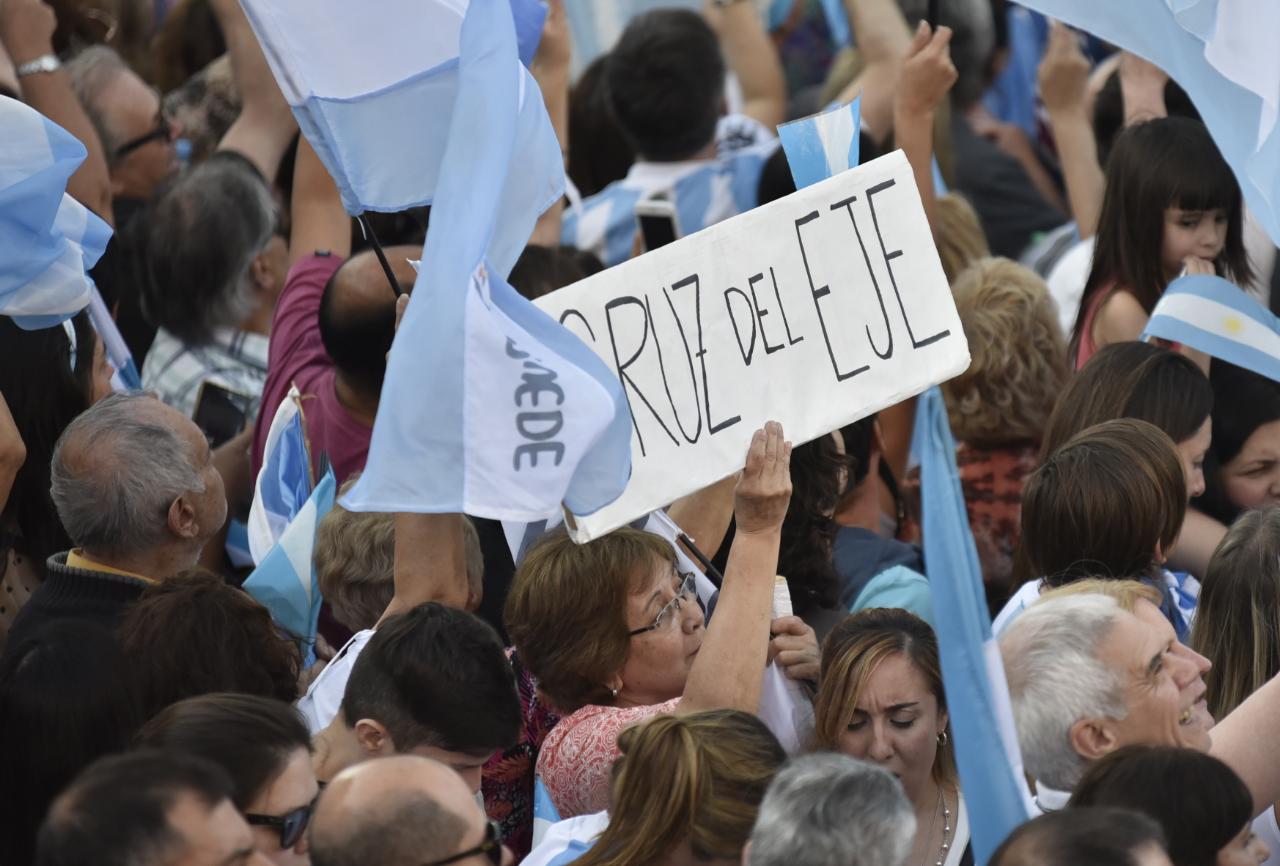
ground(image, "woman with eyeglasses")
xmin=813 ymin=609 xmax=973 ymax=866
xmin=506 ymin=423 xmax=816 ymax=819
xmin=135 ymin=692 xmax=320 ymax=866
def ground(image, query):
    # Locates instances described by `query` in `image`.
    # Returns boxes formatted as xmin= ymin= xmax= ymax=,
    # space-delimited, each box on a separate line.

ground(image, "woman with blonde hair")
xmin=904 ymin=257 xmax=1068 ymax=612
xmin=527 ymin=710 xmax=785 ymax=866
xmin=814 ymin=608 xmax=972 ymax=866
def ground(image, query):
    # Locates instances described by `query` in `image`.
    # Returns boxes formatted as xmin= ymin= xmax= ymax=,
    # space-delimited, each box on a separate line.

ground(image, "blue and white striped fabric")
xmin=0 ymin=97 xmax=111 ymax=330
xmin=777 ymin=97 xmax=861 ymax=190
xmin=86 ymin=284 xmax=142 ymax=390
xmin=913 ymin=387 xmax=1035 ymax=862
xmin=243 ymin=469 xmax=336 ymax=660
xmin=1014 ymin=0 xmax=1280 ymax=246
xmin=531 ymin=776 xmax=563 ymax=850
xmin=240 ymin=0 xmax=560 ymax=277
xmin=1142 ymin=274 xmax=1280 ymax=382
xmin=525 ymin=807 xmax=609 ymax=866
xmin=561 ymin=123 xmax=776 ymax=269
xmin=341 ymin=0 xmax=631 ymax=522
xmin=248 ymin=385 xmax=314 ymax=565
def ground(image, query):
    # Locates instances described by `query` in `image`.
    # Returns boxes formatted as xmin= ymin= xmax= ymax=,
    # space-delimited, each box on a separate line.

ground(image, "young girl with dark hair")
xmin=1071 ymin=117 xmax=1253 ymax=369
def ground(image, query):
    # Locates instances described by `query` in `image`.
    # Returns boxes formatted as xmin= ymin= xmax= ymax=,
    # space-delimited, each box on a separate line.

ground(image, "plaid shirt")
xmin=142 ymin=326 xmax=270 ymax=418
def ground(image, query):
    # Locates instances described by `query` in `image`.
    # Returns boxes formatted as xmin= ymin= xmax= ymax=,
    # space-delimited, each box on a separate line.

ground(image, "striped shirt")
xmin=142 ymin=326 xmax=270 ymax=418
xmin=562 ymin=114 xmax=777 ymax=268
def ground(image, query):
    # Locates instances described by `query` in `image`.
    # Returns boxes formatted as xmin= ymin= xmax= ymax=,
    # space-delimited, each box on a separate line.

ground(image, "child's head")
xmin=605 ymin=10 xmax=725 ymax=162
xmin=1075 ymin=117 xmax=1252 ymax=346
xmin=1021 ymin=418 xmax=1186 ymax=588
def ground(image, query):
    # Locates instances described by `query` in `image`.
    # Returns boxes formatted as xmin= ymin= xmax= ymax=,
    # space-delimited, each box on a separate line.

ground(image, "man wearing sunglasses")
xmin=311 ymin=755 xmax=512 ymax=866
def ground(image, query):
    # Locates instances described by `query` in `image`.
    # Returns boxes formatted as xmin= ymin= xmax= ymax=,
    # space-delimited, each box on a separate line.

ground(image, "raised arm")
xmin=836 ymin=0 xmax=913 ymax=145
xmin=210 ymin=0 xmax=297 ymax=183
xmin=1213 ymin=673 xmax=1280 ymax=815
xmin=0 ymin=391 xmax=25 ymax=515
xmin=289 ymin=135 xmax=351 ymax=265
xmin=678 ymin=422 xmax=791 ymax=715
xmin=1038 ymin=21 xmax=1104 ymax=238
xmin=706 ymin=0 xmax=786 ymax=131
xmin=529 ymin=0 xmax=570 ymax=248
xmin=1 ymin=0 xmax=113 ymax=223
xmin=893 ymin=22 xmax=956 ymax=232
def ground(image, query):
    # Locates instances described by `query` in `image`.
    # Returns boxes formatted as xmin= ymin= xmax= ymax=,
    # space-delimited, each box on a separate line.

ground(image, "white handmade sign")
xmin=536 ymin=149 xmax=970 ymax=542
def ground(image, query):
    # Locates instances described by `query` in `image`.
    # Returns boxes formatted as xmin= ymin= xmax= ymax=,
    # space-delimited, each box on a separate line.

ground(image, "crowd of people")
xmin=3 ymin=0 xmax=1280 ymax=864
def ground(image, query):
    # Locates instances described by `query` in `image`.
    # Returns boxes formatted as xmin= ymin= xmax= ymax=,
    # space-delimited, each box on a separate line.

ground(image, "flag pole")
xmin=357 ymin=213 xmax=406 ymax=298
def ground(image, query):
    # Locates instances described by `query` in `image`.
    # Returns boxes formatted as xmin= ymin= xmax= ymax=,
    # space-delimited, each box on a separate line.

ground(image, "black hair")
xmin=1073 ymin=117 xmax=1252 ymax=357
xmin=136 ymin=693 xmax=311 ymax=811
xmin=137 ymin=151 xmax=276 ymax=345
xmin=1040 ymin=342 xmax=1213 ymax=459
xmin=318 ymin=264 xmax=402 ymax=398
xmin=509 ymin=245 xmax=590 ymax=301
xmin=36 ymin=749 xmax=234 ymax=866
xmin=0 ymin=622 xmax=141 ymax=866
xmin=0 ymin=313 xmax=97 ymax=573
xmin=1093 ymin=73 xmax=1200 ymax=167
xmin=1200 ymin=360 xmax=1280 ymax=523
xmin=778 ymin=436 xmax=845 ymax=616
xmin=1070 ymin=745 xmax=1252 ymax=866
xmin=605 ymin=10 xmax=725 ymax=161
xmin=341 ymin=603 xmax=520 ymax=754
xmin=756 ymin=147 xmax=798 ymax=207
xmin=991 ymin=807 xmax=1167 ymax=866
xmin=568 ymin=53 xmax=635 ymax=198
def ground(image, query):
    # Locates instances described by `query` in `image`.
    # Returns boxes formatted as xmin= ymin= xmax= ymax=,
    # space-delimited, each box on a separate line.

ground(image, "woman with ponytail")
xmin=527 ymin=709 xmax=786 ymax=866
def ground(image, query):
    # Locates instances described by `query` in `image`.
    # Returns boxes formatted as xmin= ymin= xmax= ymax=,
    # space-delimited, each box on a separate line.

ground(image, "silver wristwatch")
xmin=16 ymin=54 xmax=61 ymax=78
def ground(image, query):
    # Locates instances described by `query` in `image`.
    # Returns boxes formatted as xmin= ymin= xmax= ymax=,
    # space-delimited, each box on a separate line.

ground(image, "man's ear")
xmin=250 ymin=250 xmax=274 ymax=291
xmin=354 ymin=719 xmax=395 ymax=757
xmin=167 ymin=494 xmax=199 ymax=540
xmin=1069 ymin=716 xmax=1120 ymax=763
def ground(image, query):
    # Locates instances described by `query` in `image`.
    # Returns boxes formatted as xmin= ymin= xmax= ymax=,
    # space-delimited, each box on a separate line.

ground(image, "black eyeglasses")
xmin=114 ymin=112 xmax=171 ymax=160
xmin=628 ymin=572 xmax=697 ymax=637
xmin=244 ymin=799 xmax=316 ymax=850
xmin=422 ymin=819 xmax=504 ymax=866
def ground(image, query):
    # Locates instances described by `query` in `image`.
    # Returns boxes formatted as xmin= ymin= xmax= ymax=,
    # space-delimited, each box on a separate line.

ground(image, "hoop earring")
xmin=937 ymin=730 xmax=949 ymax=747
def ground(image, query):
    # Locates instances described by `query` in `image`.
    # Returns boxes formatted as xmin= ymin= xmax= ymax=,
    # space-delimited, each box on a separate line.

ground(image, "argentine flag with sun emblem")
xmin=1143 ymin=275 xmax=1280 ymax=382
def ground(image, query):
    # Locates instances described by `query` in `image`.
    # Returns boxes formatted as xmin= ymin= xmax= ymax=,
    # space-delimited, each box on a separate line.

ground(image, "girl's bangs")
xmin=1169 ymin=134 xmax=1240 ymax=213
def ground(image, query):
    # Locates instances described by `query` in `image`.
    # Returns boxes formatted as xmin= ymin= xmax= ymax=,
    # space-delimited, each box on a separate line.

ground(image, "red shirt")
xmin=251 ymin=253 xmax=372 ymax=486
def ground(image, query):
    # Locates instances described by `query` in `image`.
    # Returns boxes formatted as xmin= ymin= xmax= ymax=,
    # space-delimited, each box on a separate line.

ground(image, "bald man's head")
xmin=319 ymin=246 xmax=418 ymax=400
xmin=310 ymin=756 xmax=477 ymax=866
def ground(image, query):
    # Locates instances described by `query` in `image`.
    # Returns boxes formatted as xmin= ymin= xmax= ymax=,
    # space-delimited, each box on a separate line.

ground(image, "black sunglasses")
xmin=244 ymin=799 xmax=315 ymax=850
xmin=114 ymin=113 xmax=171 ymax=160
xmin=422 ymin=819 xmax=503 ymax=866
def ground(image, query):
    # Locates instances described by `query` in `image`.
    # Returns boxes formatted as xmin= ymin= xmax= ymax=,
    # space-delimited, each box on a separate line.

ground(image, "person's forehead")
xmin=1106 ymin=608 xmax=1166 ymax=677
xmin=856 ymin=653 xmax=933 ymax=708
xmin=1235 ymin=420 xmax=1280 ymax=460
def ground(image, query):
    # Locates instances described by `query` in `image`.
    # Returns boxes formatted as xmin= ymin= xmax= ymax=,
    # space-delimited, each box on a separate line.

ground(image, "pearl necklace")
xmin=921 ymin=786 xmax=953 ymax=866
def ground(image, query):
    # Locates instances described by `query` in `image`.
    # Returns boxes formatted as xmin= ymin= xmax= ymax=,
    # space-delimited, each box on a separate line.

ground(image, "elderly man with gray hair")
xmin=1000 ymin=586 xmax=1280 ymax=823
xmin=5 ymin=393 xmax=226 ymax=652
xmin=745 ymin=753 xmax=915 ymax=866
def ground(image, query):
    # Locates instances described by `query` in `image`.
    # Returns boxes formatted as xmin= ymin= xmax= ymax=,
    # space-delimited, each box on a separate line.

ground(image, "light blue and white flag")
xmin=243 ymin=468 xmax=335 ymax=657
xmin=85 ymin=285 xmax=142 ymax=391
xmin=239 ymin=0 xmax=561 ymax=276
xmin=777 ymin=97 xmax=862 ymax=190
xmin=0 ymin=97 xmax=112 ymax=330
xmin=341 ymin=0 xmax=631 ymax=522
xmin=1142 ymin=274 xmax=1280 ymax=381
xmin=1014 ymin=0 xmax=1280 ymax=245
xmin=248 ymin=385 xmax=315 ymax=564
xmin=525 ymin=807 xmax=608 ymax=866
xmin=531 ymin=777 xmax=564 ymax=851
xmin=913 ymin=387 xmax=1035 ymax=862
